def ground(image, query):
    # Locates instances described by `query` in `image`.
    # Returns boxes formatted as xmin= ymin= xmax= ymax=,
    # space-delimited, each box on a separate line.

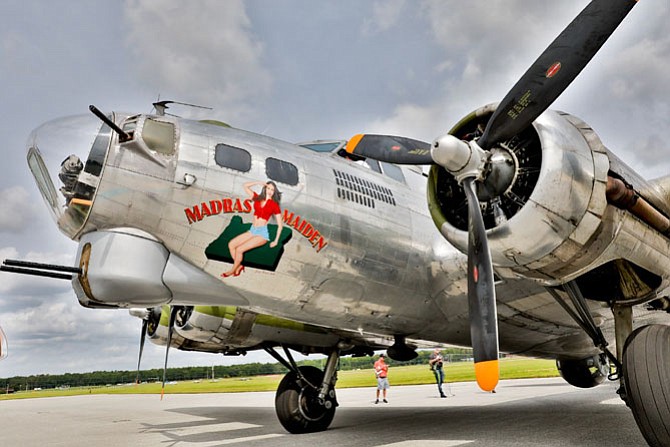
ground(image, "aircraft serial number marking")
xmin=506 ymin=89 xmax=532 ymax=120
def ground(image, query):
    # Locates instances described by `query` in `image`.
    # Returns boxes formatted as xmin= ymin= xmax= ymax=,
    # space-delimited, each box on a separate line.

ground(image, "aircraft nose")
xmin=26 ymin=114 xmax=108 ymax=238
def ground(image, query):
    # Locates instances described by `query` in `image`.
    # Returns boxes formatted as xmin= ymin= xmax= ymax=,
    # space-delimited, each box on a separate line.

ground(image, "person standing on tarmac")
xmin=429 ymin=348 xmax=447 ymax=398
xmin=374 ymin=353 xmax=389 ymax=404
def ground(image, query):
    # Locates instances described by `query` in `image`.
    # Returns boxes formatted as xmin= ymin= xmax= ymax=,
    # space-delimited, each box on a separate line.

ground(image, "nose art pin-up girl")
xmin=221 ymin=181 xmax=283 ymax=277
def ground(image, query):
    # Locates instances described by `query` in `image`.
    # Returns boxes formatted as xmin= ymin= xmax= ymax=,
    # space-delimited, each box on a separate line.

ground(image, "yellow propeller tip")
xmin=474 ymin=359 xmax=499 ymax=392
xmin=345 ymin=134 xmax=365 ymax=154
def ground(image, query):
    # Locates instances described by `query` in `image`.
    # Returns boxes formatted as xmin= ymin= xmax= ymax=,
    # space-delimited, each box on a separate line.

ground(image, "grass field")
xmin=0 ymin=358 xmax=559 ymax=401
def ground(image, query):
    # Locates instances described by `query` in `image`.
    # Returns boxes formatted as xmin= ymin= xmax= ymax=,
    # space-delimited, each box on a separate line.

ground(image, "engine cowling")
xmin=145 ymin=305 xmax=188 ymax=348
xmin=174 ymin=306 xmax=240 ymax=344
xmin=173 ymin=305 xmax=341 ymax=352
xmin=429 ymin=104 xmax=670 ymax=292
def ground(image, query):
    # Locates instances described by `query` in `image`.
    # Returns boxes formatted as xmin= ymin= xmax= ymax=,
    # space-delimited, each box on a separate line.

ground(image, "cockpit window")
xmin=380 ymin=161 xmax=405 ymax=183
xmin=142 ymin=118 xmax=175 ymax=155
xmin=365 ymin=158 xmax=382 ymax=173
xmin=298 ymin=140 xmax=345 ymax=153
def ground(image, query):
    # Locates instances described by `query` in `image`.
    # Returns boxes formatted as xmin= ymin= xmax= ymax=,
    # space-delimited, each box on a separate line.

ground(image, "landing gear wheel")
xmin=623 ymin=324 xmax=670 ymax=447
xmin=275 ymin=365 xmax=336 ymax=434
xmin=556 ymin=354 xmax=608 ymax=389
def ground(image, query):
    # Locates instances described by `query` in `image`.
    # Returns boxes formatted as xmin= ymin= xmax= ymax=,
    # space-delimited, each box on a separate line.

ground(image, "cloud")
xmin=422 ymin=1 xmax=583 ymax=71
xmin=601 ymin=37 xmax=670 ymax=104
xmin=355 ymin=1 xmax=588 ymax=141
xmin=359 ymin=0 xmax=670 ymax=164
xmin=0 ymin=247 xmax=74 ymax=297
xmin=122 ymin=0 xmax=272 ymax=124
xmin=366 ymin=103 xmax=445 ymax=141
xmin=597 ymin=36 xmax=670 ymax=176
xmin=1 ymin=291 xmax=140 ymax=373
xmin=0 ymin=31 xmax=37 ymax=78
xmin=363 ymin=0 xmax=406 ymax=35
xmin=0 ymin=187 xmax=38 ymax=234
xmin=0 ymin=247 xmax=18 ymax=261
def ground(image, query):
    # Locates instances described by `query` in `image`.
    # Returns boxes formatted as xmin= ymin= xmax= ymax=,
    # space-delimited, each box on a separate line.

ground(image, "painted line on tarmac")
xmin=160 ymin=421 xmax=262 ymax=436
xmin=178 ymin=433 xmax=285 ymax=446
xmin=601 ymin=397 xmax=626 ymax=405
xmin=141 ymin=420 xmax=285 ymax=445
xmin=374 ymin=441 xmax=474 ymax=447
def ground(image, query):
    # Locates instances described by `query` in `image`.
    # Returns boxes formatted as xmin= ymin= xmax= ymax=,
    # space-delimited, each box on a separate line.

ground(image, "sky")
xmin=1 ymin=0 xmax=669 ymax=378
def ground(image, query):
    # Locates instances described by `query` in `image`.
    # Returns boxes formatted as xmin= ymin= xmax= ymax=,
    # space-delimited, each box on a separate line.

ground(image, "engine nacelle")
xmin=429 ymin=105 xmax=670 ymax=293
xmin=174 ymin=306 xmax=240 ymax=344
xmin=143 ymin=305 xmax=188 ymax=348
xmin=136 ymin=305 xmax=227 ymax=353
xmin=173 ymin=305 xmax=341 ymax=352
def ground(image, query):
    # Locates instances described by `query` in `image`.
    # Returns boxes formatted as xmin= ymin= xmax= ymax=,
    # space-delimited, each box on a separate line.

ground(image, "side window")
xmin=215 ymin=144 xmax=251 ymax=172
xmin=365 ymin=159 xmax=382 ymax=173
xmin=380 ymin=161 xmax=405 ymax=183
xmin=266 ymin=157 xmax=299 ymax=186
xmin=142 ymin=119 xmax=175 ymax=155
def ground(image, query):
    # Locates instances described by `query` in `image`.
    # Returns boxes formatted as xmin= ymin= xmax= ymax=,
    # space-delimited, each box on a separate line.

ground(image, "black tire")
xmin=275 ymin=366 xmax=336 ymax=434
xmin=556 ymin=355 xmax=607 ymax=389
xmin=623 ymin=324 xmax=670 ymax=447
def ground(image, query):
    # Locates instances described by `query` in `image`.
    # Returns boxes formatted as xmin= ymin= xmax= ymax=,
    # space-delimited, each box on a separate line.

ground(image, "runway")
xmin=1 ymin=378 xmax=647 ymax=446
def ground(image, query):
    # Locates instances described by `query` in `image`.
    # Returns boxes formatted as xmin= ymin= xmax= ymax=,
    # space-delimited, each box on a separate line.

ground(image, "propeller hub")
xmin=146 ymin=307 xmax=162 ymax=336
xmin=477 ymin=147 xmax=518 ymax=202
xmin=432 ymin=135 xmax=487 ymax=183
xmin=175 ymin=306 xmax=193 ymax=328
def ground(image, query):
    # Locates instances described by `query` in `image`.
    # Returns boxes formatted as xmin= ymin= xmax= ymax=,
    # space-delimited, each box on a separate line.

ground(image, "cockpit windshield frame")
xmin=27 ymin=145 xmax=61 ymax=221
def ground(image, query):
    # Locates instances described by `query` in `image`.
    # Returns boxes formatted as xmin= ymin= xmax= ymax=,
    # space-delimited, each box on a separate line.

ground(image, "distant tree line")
xmin=1 ymin=347 xmax=473 ymax=392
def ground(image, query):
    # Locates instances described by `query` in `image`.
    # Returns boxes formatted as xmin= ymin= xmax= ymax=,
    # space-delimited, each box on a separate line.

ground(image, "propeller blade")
xmin=161 ymin=306 xmax=178 ymax=400
xmin=462 ymin=178 xmax=499 ymax=392
xmin=0 ymin=325 xmax=7 ymax=360
xmin=477 ymin=0 xmax=638 ymax=150
xmin=345 ymin=134 xmax=433 ymax=165
xmin=135 ymin=319 xmax=148 ymax=385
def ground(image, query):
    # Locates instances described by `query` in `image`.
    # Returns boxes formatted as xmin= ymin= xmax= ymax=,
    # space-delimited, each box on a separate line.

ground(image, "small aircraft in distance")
xmin=1 ymin=0 xmax=669 ymax=445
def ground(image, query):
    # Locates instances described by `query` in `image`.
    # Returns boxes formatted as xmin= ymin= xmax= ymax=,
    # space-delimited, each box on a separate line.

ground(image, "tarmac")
xmin=0 ymin=377 xmax=647 ymax=446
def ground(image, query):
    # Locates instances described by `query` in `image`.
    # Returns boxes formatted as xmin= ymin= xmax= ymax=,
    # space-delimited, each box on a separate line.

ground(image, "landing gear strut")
xmin=264 ymin=345 xmax=340 ymax=434
xmin=548 ymin=281 xmax=621 ymax=379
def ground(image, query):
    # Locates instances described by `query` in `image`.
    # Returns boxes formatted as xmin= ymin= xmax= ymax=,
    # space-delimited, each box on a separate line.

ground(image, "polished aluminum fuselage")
xmin=55 ymin=113 xmax=608 ymax=356
xmin=52 ymin=112 xmax=669 ymax=360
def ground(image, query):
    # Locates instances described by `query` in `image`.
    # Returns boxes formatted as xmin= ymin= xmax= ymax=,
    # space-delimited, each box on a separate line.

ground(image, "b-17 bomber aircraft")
xmin=2 ymin=0 xmax=670 ymax=445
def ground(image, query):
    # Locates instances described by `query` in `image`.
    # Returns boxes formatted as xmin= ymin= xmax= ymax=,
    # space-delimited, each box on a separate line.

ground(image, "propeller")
xmin=0 ymin=325 xmax=7 ymax=360
xmin=345 ymin=134 xmax=432 ymax=165
xmin=161 ymin=306 xmax=179 ymax=400
xmin=348 ymin=0 xmax=639 ymax=392
xmin=135 ymin=319 xmax=148 ymax=385
xmin=477 ymin=0 xmax=637 ymax=150
xmin=131 ymin=307 xmax=161 ymax=385
xmin=431 ymin=135 xmax=499 ymax=391
xmin=462 ymin=178 xmax=498 ymax=391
